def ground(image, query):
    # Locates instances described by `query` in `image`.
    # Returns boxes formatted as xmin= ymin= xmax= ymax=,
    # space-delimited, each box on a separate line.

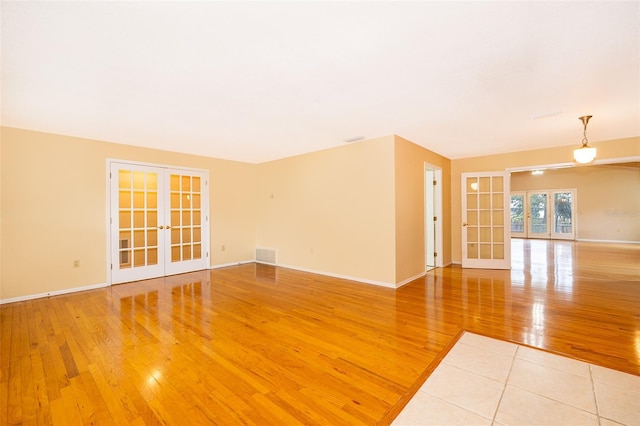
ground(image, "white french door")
xmin=510 ymin=192 xmax=526 ymax=238
xmin=550 ymin=191 xmax=576 ymax=240
xmin=509 ymin=189 xmax=576 ymax=240
xmin=462 ymin=172 xmax=511 ymax=269
xmin=109 ymin=162 xmax=210 ymax=284
xmin=528 ymin=191 xmax=550 ymax=238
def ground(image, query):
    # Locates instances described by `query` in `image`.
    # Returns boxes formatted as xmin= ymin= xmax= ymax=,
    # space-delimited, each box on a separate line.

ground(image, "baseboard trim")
xmin=576 ymin=238 xmax=640 ymax=244
xmin=0 ymin=282 xmax=109 ymax=305
xmin=276 ymin=263 xmax=397 ymax=289
xmin=396 ymin=272 xmax=427 ymax=288
xmin=210 ymin=260 xmax=255 ymax=269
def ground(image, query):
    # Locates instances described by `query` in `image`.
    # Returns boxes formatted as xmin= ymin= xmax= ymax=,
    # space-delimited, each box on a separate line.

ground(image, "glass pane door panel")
xmin=492 ymin=210 xmax=504 ymax=225
xmin=168 ymin=172 xmax=204 ymax=265
xmin=480 ymin=244 xmax=491 ymax=259
xmin=117 ymin=169 xmax=159 ymax=270
xmin=551 ymin=190 xmax=576 ymax=240
xmin=510 ymin=194 xmax=525 ymax=234
xmin=528 ymin=192 xmax=550 ymax=238
xmin=492 ymin=194 xmax=504 ymax=209
xmin=493 ymin=244 xmax=504 ymax=259
xmin=479 ymin=194 xmax=491 ymax=209
xmin=479 ymin=210 xmax=491 ymax=225
xmin=554 ymin=192 xmax=573 ymax=234
xmin=468 ymin=212 xmax=478 ymax=226
xmin=479 ymin=177 xmax=490 ymax=192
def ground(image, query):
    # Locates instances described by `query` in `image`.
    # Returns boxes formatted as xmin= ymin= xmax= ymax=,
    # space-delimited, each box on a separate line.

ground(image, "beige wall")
xmin=394 ymin=135 xmax=451 ymax=283
xmin=451 ymin=137 xmax=640 ymax=262
xmin=512 ymin=165 xmax=640 ymax=242
xmin=255 ymin=136 xmax=397 ymax=286
xmin=0 ymin=127 xmax=257 ymax=301
xmin=7 ymin=125 xmax=631 ymax=298
xmin=1 ymin=128 xmax=449 ymax=299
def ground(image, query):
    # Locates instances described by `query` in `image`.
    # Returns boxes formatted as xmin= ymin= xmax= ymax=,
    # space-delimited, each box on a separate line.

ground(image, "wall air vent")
xmin=255 ymin=247 xmax=277 ymax=265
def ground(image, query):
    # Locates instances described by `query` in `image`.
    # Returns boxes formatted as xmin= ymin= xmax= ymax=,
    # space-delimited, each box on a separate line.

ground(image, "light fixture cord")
xmin=579 ymin=115 xmax=592 ymax=148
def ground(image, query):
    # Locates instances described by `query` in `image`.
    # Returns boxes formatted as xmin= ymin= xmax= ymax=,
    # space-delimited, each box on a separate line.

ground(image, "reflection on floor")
xmin=393 ymin=332 xmax=640 ymax=426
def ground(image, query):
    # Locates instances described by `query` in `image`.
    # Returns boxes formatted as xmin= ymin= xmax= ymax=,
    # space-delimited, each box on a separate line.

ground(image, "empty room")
xmin=1 ymin=1 xmax=639 ymax=425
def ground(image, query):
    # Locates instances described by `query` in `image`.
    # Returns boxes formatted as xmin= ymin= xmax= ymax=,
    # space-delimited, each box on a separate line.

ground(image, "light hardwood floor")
xmin=1 ymin=239 xmax=639 ymax=425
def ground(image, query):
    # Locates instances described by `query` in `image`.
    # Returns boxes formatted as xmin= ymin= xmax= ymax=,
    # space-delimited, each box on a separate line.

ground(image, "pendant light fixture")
xmin=573 ymin=115 xmax=596 ymax=163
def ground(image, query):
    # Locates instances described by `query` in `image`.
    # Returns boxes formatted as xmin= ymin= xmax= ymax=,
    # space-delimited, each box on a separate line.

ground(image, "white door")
xmin=550 ymin=190 xmax=576 ymax=240
xmin=164 ymin=169 xmax=210 ymax=275
xmin=110 ymin=162 xmax=209 ymax=284
xmin=462 ymin=172 xmax=511 ymax=269
xmin=510 ymin=192 xmax=526 ymax=238
xmin=513 ymin=189 xmax=576 ymax=240
xmin=527 ymin=191 xmax=550 ymax=239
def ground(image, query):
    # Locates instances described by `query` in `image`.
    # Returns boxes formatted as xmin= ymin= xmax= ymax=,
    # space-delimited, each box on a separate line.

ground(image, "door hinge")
xmin=433 ymin=180 xmax=437 ymax=186
xmin=433 ymin=216 xmax=437 ymax=221
xmin=434 ymin=252 xmax=438 ymax=257
xmin=110 ymin=263 xmax=113 ymax=270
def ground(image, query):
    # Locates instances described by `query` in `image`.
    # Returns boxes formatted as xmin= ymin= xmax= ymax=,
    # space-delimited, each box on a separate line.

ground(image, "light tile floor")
xmin=392 ymin=332 xmax=640 ymax=426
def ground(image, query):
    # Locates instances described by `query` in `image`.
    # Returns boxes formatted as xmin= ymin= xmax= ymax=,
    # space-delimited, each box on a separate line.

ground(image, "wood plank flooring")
xmin=1 ymin=239 xmax=639 ymax=425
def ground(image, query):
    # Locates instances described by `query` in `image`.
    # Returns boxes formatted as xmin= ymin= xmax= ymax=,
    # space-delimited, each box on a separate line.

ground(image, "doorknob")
xmin=462 ymin=222 xmax=468 ymax=227
xmin=158 ymin=225 xmax=164 ymax=229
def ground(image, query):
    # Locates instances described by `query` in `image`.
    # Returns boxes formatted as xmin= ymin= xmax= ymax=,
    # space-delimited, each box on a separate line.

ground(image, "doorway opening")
xmin=510 ymin=189 xmax=576 ymax=240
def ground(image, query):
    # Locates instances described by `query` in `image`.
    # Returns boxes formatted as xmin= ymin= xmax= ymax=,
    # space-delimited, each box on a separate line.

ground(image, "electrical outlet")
xmin=73 ymin=259 xmax=80 ymax=268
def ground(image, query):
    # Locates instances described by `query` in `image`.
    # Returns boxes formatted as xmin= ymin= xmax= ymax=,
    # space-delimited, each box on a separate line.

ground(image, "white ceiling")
xmin=2 ymin=1 xmax=639 ymax=164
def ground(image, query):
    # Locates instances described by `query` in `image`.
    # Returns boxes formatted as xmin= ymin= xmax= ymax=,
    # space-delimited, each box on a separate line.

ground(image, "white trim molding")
xmin=396 ymin=272 xmax=427 ymax=288
xmin=276 ymin=263 xmax=397 ymax=289
xmin=210 ymin=260 xmax=255 ymax=269
xmin=0 ymin=282 xmax=109 ymax=305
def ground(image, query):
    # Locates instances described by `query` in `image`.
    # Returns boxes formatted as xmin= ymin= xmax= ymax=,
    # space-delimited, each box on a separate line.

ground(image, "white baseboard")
xmin=396 ymin=271 xmax=427 ymax=288
xmin=276 ymin=263 xmax=397 ymax=289
xmin=210 ymin=260 xmax=255 ymax=269
xmin=0 ymin=282 xmax=109 ymax=305
xmin=0 ymin=260 xmax=436 ymax=304
xmin=576 ymin=238 xmax=640 ymax=244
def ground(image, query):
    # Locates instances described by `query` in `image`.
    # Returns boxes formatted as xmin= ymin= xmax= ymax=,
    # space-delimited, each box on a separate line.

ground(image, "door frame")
xmin=106 ymin=159 xmax=210 ymax=285
xmin=425 ymin=164 xmax=443 ymax=268
xmin=510 ymin=188 xmax=577 ymax=240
